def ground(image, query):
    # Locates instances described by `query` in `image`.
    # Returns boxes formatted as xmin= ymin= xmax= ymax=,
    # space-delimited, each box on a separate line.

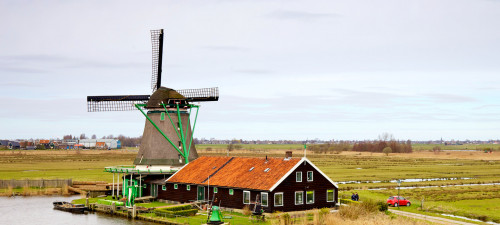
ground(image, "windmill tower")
xmin=87 ymin=29 xmax=218 ymax=167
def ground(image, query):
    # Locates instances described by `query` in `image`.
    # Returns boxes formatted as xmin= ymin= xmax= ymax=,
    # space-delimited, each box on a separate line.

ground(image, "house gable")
xmin=269 ymin=158 xmax=338 ymax=192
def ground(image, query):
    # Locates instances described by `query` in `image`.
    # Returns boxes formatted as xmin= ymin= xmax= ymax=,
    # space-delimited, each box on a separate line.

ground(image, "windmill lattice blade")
xmin=87 ymin=95 xmax=150 ymax=112
xmin=151 ymin=29 xmax=163 ymax=92
xmin=177 ymin=87 xmax=219 ymax=102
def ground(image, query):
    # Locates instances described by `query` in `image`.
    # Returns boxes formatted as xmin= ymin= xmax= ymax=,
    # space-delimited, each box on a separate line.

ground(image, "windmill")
xmin=87 ymin=29 xmax=219 ymax=167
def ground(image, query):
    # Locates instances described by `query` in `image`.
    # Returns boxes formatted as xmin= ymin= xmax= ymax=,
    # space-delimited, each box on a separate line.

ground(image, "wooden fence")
xmin=0 ymin=179 xmax=72 ymax=188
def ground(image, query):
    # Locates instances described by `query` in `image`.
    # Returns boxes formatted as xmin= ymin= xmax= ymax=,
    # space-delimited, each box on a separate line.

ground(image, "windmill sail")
xmin=177 ymin=87 xmax=219 ymax=102
xmin=87 ymin=95 xmax=150 ymax=112
xmin=151 ymin=29 xmax=163 ymax=92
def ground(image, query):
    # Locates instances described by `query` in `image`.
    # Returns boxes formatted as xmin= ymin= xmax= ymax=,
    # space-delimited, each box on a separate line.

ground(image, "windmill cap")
xmin=146 ymin=87 xmax=186 ymax=108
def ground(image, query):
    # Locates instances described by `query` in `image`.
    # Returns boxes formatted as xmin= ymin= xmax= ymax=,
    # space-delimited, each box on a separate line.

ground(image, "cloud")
xmin=424 ymin=93 xmax=477 ymax=103
xmin=233 ymin=69 xmax=273 ymax=74
xmin=0 ymin=54 xmax=147 ymax=74
xmin=267 ymin=10 xmax=339 ymax=21
xmin=201 ymin=46 xmax=249 ymax=51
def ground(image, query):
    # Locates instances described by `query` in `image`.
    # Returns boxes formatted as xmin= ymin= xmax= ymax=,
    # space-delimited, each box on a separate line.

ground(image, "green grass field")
xmin=2 ymin=145 xmax=500 ymax=223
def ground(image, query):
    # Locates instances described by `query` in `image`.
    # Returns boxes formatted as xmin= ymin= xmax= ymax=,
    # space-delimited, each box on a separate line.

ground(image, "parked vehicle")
xmin=387 ymin=196 xmax=411 ymax=207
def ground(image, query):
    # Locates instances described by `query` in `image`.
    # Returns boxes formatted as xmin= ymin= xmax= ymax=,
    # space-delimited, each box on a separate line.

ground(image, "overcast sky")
xmin=1 ymin=0 xmax=499 ymax=141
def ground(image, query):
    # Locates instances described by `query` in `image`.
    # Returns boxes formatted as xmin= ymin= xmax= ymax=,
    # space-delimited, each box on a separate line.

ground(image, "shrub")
xmin=317 ymin=208 xmax=330 ymax=224
xmin=383 ymin=147 xmax=392 ymax=156
xmin=281 ymin=213 xmax=291 ymax=225
xmin=155 ymin=204 xmax=192 ymax=212
xmin=242 ymin=205 xmax=251 ymax=216
xmin=154 ymin=207 xmax=198 ymax=218
xmin=340 ymin=199 xmax=359 ymax=205
xmin=376 ymin=201 xmax=388 ymax=212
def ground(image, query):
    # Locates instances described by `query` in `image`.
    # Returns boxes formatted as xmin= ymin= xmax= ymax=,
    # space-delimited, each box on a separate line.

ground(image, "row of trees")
xmin=63 ymin=134 xmax=114 ymax=140
xmin=307 ymin=141 xmax=351 ymax=154
xmin=352 ymin=140 xmax=413 ymax=153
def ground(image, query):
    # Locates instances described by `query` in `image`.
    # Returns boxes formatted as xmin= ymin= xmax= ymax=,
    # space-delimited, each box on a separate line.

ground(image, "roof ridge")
xmin=201 ymin=157 xmax=235 ymax=183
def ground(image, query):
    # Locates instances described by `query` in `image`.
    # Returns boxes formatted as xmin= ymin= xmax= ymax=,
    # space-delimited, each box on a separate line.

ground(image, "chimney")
xmin=285 ymin=151 xmax=292 ymax=159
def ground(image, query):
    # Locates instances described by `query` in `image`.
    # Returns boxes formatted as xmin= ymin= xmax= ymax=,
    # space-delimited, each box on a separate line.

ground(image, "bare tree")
xmin=63 ymin=135 xmax=73 ymax=140
xmin=378 ymin=132 xmax=394 ymax=141
xmin=79 ymin=133 xmax=87 ymax=139
xmin=91 ymin=134 xmax=97 ymax=139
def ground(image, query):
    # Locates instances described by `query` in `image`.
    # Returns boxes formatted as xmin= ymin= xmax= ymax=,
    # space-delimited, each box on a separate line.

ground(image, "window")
xmin=274 ymin=193 xmax=283 ymax=207
xmin=162 ymin=185 xmax=166 ymax=191
xmin=261 ymin=192 xmax=268 ymax=207
xmin=187 ymin=185 xmax=190 ymax=191
xmin=327 ymin=190 xmax=334 ymax=202
xmin=229 ymin=189 xmax=234 ymax=195
xmin=214 ymin=187 xmax=218 ymax=193
xmin=296 ymin=171 xmax=302 ymax=182
xmin=307 ymin=171 xmax=313 ymax=181
xmin=143 ymin=184 xmax=147 ymax=188
xmin=295 ymin=191 xmax=304 ymax=205
xmin=306 ymin=190 xmax=314 ymax=204
xmin=174 ymin=184 xmax=178 ymax=189
xmin=243 ymin=191 xmax=250 ymax=204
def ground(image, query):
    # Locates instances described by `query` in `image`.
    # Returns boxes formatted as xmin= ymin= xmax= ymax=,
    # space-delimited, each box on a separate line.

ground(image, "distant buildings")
xmin=79 ymin=139 xmax=121 ymax=149
xmin=0 ymin=138 xmax=121 ymax=150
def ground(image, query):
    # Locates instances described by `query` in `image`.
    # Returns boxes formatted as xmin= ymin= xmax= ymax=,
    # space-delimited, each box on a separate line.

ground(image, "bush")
xmin=376 ymin=201 xmax=388 ymax=212
xmin=154 ymin=207 xmax=198 ymax=218
xmin=281 ymin=213 xmax=291 ymax=225
xmin=340 ymin=199 xmax=359 ymax=205
xmin=383 ymin=147 xmax=392 ymax=156
xmin=155 ymin=204 xmax=191 ymax=212
xmin=242 ymin=205 xmax=251 ymax=216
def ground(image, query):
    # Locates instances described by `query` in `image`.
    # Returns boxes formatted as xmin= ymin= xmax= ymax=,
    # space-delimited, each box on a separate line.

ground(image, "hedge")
xmin=154 ymin=209 xmax=198 ymax=218
xmin=340 ymin=199 xmax=360 ymax=205
xmin=97 ymin=199 xmax=125 ymax=206
xmin=155 ymin=204 xmax=192 ymax=212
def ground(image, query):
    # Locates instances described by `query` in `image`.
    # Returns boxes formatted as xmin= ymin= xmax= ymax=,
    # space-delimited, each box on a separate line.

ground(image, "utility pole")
xmin=397 ymin=179 xmax=401 ymax=209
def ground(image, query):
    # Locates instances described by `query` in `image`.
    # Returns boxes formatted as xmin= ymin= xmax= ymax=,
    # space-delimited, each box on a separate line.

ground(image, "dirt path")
xmin=389 ymin=209 xmax=477 ymax=225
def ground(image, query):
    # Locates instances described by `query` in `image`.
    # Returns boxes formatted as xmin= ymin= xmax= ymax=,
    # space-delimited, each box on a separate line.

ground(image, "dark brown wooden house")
xmin=158 ymin=155 xmax=338 ymax=212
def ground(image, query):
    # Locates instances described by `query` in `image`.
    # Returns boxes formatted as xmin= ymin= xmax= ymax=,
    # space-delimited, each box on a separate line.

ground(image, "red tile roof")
xmin=166 ymin=156 xmax=301 ymax=191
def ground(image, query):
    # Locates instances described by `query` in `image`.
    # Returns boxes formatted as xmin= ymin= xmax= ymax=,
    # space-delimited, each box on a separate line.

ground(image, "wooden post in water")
xmin=112 ymin=172 xmax=115 ymax=199
xmin=132 ymin=205 xmax=137 ymax=218
xmin=116 ymin=173 xmax=119 ymax=197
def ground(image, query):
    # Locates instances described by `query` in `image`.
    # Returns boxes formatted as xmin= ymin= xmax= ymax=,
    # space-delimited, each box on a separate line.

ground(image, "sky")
xmin=1 ymin=0 xmax=499 ymax=141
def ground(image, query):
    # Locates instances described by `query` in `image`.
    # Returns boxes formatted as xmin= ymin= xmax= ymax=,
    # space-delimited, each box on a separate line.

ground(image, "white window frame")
xmin=295 ymin=191 xmax=304 ymax=205
xmin=296 ymin=171 xmax=302 ymax=182
xmin=174 ymin=184 xmax=178 ymax=189
xmin=327 ymin=189 xmax=334 ymax=202
xmin=261 ymin=192 xmax=268 ymax=207
xmin=306 ymin=190 xmax=314 ymax=204
xmin=214 ymin=187 xmax=218 ymax=193
xmin=243 ymin=190 xmax=251 ymax=204
xmin=307 ymin=171 xmax=313 ymax=182
xmin=229 ymin=189 xmax=234 ymax=195
xmin=162 ymin=185 xmax=166 ymax=191
xmin=274 ymin=192 xmax=284 ymax=207
xmin=186 ymin=185 xmax=190 ymax=191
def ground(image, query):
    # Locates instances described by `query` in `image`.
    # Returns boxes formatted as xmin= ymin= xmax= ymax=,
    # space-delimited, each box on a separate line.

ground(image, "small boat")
xmin=53 ymin=201 xmax=89 ymax=214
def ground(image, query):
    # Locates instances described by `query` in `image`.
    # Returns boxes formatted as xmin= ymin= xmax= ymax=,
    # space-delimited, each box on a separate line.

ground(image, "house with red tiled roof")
xmin=157 ymin=154 xmax=338 ymax=212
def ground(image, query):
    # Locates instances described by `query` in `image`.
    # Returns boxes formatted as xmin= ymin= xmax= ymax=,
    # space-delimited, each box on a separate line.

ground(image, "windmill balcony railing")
xmin=104 ymin=166 xmax=178 ymax=174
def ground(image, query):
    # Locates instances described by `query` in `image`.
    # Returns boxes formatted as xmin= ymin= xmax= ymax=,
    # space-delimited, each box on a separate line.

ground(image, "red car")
xmin=387 ymin=196 xmax=411 ymax=207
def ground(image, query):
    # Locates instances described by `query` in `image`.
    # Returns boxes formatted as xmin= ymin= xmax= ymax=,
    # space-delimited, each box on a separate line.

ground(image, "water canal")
xmin=0 ymin=196 xmax=157 ymax=225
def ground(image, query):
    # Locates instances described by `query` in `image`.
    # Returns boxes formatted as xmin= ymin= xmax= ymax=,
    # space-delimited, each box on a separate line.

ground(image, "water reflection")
xmin=0 ymin=196 xmax=157 ymax=225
